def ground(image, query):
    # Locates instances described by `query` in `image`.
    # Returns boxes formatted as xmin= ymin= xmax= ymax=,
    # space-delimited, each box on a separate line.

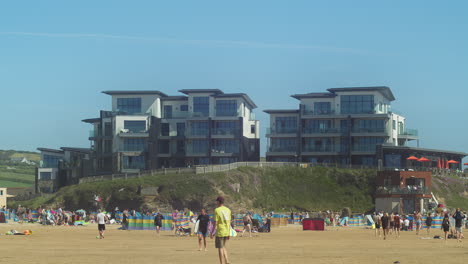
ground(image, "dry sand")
xmin=0 ymin=223 xmax=465 ymax=264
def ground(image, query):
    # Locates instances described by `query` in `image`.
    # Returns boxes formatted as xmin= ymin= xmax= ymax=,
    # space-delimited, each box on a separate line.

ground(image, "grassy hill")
xmin=11 ymin=166 xmax=377 ymax=212
xmin=0 ymin=150 xmax=38 ymax=188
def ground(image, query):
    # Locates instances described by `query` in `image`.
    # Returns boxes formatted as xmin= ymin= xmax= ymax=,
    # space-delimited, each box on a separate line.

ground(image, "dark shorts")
xmin=215 ymin=236 xmax=229 ymax=248
xmin=375 ymin=224 xmax=381 ymax=229
xmin=394 ymin=223 xmax=400 ymax=229
xmin=443 ymin=226 xmax=450 ymax=232
xmin=244 ymin=222 xmax=250 ymax=226
xmin=390 ymin=222 xmax=394 ymax=227
xmin=98 ymin=224 xmax=106 ymax=231
xmin=155 ymin=223 xmax=162 ymax=228
xmin=197 ymin=231 xmax=208 ymax=237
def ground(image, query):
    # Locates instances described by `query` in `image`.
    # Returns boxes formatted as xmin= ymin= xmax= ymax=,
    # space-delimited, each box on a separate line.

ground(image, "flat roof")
xmin=291 ymin=92 xmax=336 ymax=100
xmin=327 ymin=86 xmax=395 ymax=101
xmin=215 ymin=93 xmax=257 ymax=109
xmin=263 ymin=109 xmax=300 ymax=114
xmin=82 ymin=118 xmax=100 ymax=123
xmin=60 ymin=147 xmax=91 ymax=153
xmin=102 ymin=90 xmax=168 ymax=97
xmin=37 ymin=148 xmax=64 ymax=154
xmin=161 ymin=96 xmax=188 ymax=101
xmin=178 ymin=89 xmax=224 ymax=95
xmin=382 ymin=145 xmax=467 ymax=157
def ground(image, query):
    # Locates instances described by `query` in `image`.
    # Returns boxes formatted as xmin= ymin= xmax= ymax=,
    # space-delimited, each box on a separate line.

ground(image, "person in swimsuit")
xmin=426 ymin=213 xmax=433 ymax=234
xmin=394 ymin=213 xmax=401 ymax=237
xmin=381 ymin=212 xmax=390 ymax=240
xmin=414 ymin=211 xmax=422 ymax=235
xmin=373 ymin=212 xmax=382 ymax=237
xmin=241 ymin=212 xmax=252 ymax=237
xmin=441 ymin=214 xmax=450 ymax=241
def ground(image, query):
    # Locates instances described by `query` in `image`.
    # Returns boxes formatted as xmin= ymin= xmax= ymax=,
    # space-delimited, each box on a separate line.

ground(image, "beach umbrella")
xmin=417 ymin=157 xmax=430 ymax=162
xmin=464 ymin=162 xmax=468 ymax=166
xmin=437 ymin=159 xmax=442 ymax=169
xmin=406 ymin=156 xmax=419 ymax=160
xmin=75 ymin=209 xmax=86 ymax=213
xmin=447 ymin=160 xmax=459 ymax=164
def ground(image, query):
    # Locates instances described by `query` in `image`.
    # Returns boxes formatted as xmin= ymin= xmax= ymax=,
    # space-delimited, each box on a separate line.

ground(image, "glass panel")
xmin=212 ymin=139 xmax=239 ymax=153
xmin=177 ymin=123 xmax=185 ymax=136
xmin=123 ymin=138 xmax=146 ymax=151
xmin=216 ymin=100 xmax=237 ymax=116
xmin=124 ymin=121 xmax=146 ymax=133
xmin=275 ymin=117 xmax=297 ymax=133
xmin=161 ymin=123 xmax=169 ymax=136
xmin=213 ymin=121 xmax=239 ymax=135
xmin=189 ymin=121 xmax=209 ymax=136
xmin=164 ymin=105 xmax=173 ymax=118
xmin=123 ymin=155 xmax=145 ymax=169
xmin=117 ymin=98 xmax=142 ymax=114
xmin=40 ymin=172 xmax=52 ymax=180
xmin=193 ymin=97 xmax=209 ymax=117
xmin=42 ymin=155 xmax=61 ymax=168
xmin=314 ymin=102 xmax=331 ymax=115
xmin=340 ymin=95 xmax=374 ymax=114
xmin=270 ymin=138 xmax=297 ymax=152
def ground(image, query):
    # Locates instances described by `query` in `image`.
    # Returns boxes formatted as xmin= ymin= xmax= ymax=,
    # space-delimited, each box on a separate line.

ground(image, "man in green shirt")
xmin=213 ymin=196 xmax=231 ymax=264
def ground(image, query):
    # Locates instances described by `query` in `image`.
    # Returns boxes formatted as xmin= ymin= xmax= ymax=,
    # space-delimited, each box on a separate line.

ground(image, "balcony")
xmin=211 ymin=148 xmax=239 ymax=156
xmin=352 ymin=144 xmax=377 ymax=153
xmin=302 ymin=109 xmax=335 ymax=116
xmin=212 ymin=128 xmax=238 ymax=137
xmin=215 ymin=109 xmax=241 ymax=118
xmin=119 ymin=129 xmax=149 ymax=138
xmin=352 ymin=128 xmax=386 ymax=134
xmin=188 ymin=112 xmax=210 ymax=118
xmin=187 ymin=128 xmax=209 ymax=138
xmin=376 ymin=185 xmax=430 ymax=195
xmin=163 ymin=111 xmax=189 ymax=119
xmin=266 ymin=127 xmax=298 ymax=137
xmin=302 ymin=145 xmax=341 ymax=153
xmin=399 ymin=129 xmax=418 ymax=136
xmin=302 ymin=128 xmax=340 ymax=135
xmin=268 ymin=146 xmax=297 ymax=153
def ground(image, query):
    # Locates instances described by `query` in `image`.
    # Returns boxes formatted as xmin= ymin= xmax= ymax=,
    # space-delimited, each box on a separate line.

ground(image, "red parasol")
xmin=437 ymin=159 xmax=442 ymax=169
xmin=406 ymin=156 xmax=419 ymax=160
xmin=464 ymin=162 xmax=468 ymax=166
xmin=447 ymin=160 xmax=459 ymax=164
xmin=418 ymin=157 xmax=430 ymax=162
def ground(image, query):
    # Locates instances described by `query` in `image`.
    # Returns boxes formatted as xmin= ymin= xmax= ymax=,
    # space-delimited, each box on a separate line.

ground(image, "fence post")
xmin=164 ymin=168 xmax=167 ymax=175
xmin=111 ymin=174 xmax=114 ymax=181
xmin=138 ymin=172 xmax=140 ymax=178
xmin=178 ymin=168 xmax=181 ymax=174
xmin=125 ymin=174 xmax=128 ymax=180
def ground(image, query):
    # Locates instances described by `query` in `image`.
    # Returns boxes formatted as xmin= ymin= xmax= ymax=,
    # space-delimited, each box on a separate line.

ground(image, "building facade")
xmin=265 ymin=87 xmax=419 ymax=166
xmin=83 ymin=89 xmax=260 ymax=174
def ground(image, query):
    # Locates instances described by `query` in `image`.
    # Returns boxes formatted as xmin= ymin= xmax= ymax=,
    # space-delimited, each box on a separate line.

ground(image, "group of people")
xmin=373 ymin=209 xmax=467 ymax=241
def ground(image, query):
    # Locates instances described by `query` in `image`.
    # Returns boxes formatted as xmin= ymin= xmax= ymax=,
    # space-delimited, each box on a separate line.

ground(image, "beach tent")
xmin=303 ymin=218 xmax=324 ymax=231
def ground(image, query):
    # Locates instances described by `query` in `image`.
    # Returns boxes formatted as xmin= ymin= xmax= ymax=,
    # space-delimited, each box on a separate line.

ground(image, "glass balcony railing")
xmin=302 ymin=145 xmax=340 ymax=152
xmin=302 ymin=128 xmax=340 ymax=134
xmin=163 ymin=111 xmax=189 ymax=119
xmin=120 ymin=129 xmax=148 ymax=134
xmin=89 ymin=130 xmax=96 ymax=137
xmin=352 ymin=144 xmax=377 ymax=152
xmin=212 ymin=128 xmax=238 ymax=136
xmin=215 ymin=109 xmax=241 ymax=117
xmin=302 ymin=109 xmax=336 ymax=116
xmin=211 ymin=148 xmax=239 ymax=154
xmin=376 ymin=185 xmax=429 ymax=195
xmin=352 ymin=128 xmax=386 ymax=133
xmin=266 ymin=127 xmax=298 ymax=135
xmin=189 ymin=112 xmax=210 ymax=118
xmin=187 ymin=129 xmax=209 ymax=136
xmin=399 ymin=129 xmax=418 ymax=137
xmin=268 ymin=146 xmax=297 ymax=152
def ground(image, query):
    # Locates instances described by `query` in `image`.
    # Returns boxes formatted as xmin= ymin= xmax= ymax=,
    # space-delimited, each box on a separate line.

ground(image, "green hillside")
xmin=11 ymin=166 xmax=377 ymax=212
xmin=0 ymin=150 xmax=38 ymax=188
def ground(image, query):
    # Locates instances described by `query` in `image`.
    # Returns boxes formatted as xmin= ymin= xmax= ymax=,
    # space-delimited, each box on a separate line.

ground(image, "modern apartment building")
xmin=37 ymin=147 xmax=91 ymax=192
xmin=265 ymin=86 xmax=419 ymax=166
xmin=82 ymin=89 xmax=260 ymax=174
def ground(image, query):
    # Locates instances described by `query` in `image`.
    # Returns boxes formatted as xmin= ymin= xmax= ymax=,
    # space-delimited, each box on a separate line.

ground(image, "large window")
xmin=340 ymin=95 xmax=374 ymax=114
xmin=158 ymin=140 xmax=170 ymax=153
xmin=189 ymin=121 xmax=209 ymax=136
xmin=123 ymin=138 xmax=146 ymax=151
xmin=42 ymin=154 xmax=61 ymax=168
xmin=163 ymin=105 xmax=173 ymax=118
xmin=354 ymin=119 xmax=385 ymax=133
xmin=314 ymin=102 xmax=331 ymax=115
xmin=177 ymin=123 xmax=185 ymax=136
xmin=216 ymin=100 xmax=237 ymax=116
xmin=270 ymin=138 xmax=297 ymax=152
xmin=104 ymin=122 xmax=112 ymax=136
xmin=123 ymin=155 xmax=145 ymax=169
xmin=213 ymin=121 xmax=239 ymax=135
xmin=124 ymin=120 xmax=146 ymax=133
xmin=303 ymin=120 xmax=333 ymax=133
xmin=180 ymin=105 xmax=188 ymax=111
xmin=193 ymin=97 xmax=209 ymax=117
xmin=212 ymin=139 xmax=239 ymax=153
xmin=353 ymin=137 xmax=385 ymax=152
xmin=117 ymin=98 xmax=142 ymax=114
xmin=303 ymin=138 xmax=333 ymax=152
xmin=40 ymin=172 xmax=52 ymax=180
xmin=190 ymin=140 xmax=209 ymax=153
xmin=161 ymin=123 xmax=170 ymax=136
xmin=275 ymin=117 xmax=297 ymax=134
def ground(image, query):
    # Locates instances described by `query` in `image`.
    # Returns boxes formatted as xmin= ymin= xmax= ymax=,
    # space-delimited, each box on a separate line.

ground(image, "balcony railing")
xmin=266 ymin=127 xmax=298 ymax=135
xmin=163 ymin=111 xmax=189 ymax=119
xmin=302 ymin=109 xmax=335 ymax=116
xmin=120 ymin=129 xmax=148 ymax=134
xmin=352 ymin=128 xmax=386 ymax=133
xmin=189 ymin=112 xmax=210 ymax=118
xmin=302 ymin=128 xmax=340 ymax=134
xmin=399 ymin=129 xmax=418 ymax=137
xmin=376 ymin=185 xmax=430 ymax=195
xmin=302 ymin=145 xmax=340 ymax=152
xmin=215 ymin=109 xmax=241 ymax=117
xmin=352 ymin=144 xmax=377 ymax=152
xmin=187 ymin=129 xmax=209 ymax=137
xmin=268 ymin=146 xmax=297 ymax=152
xmin=211 ymin=148 xmax=239 ymax=154
xmin=212 ymin=128 xmax=238 ymax=136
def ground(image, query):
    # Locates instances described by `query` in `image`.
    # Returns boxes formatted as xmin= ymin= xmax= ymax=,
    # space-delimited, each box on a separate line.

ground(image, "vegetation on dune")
xmin=11 ymin=166 xmax=377 ymax=213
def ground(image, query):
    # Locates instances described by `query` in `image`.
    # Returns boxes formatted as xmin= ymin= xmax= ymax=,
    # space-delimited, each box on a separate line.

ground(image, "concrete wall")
xmin=375 ymin=197 xmax=401 ymax=213
xmin=0 ymin=188 xmax=7 ymax=208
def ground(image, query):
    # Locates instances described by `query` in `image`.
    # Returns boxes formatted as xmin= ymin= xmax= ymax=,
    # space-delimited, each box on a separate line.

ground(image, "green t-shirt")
xmin=214 ymin=206 xmax=231 ymax=237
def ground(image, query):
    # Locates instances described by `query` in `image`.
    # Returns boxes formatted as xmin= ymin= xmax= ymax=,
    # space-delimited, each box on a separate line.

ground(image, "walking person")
xmin=197 ymin=209 xmax=210 ymax=251
xmin=442 ymin=214 xmax=450 ymax=241
xmin=414 ymin=211 xmax=422 ymax=235
xmin=373 ymin=212 xmax=381 ymax=237
xmin=452 ymin=208 xmax=465 ymax=243
xmin=394 ymin=213 xmax=401 ymax=237
xmin=389 ymin=212 xmax=395 ymax=235
xmin=426 ymin=213 xmax=433 ymax=234
xmin=96 ymin=209 xmax=108 ymax=239
xmin=241 ymin=212 xmax=253 ymax=237
xmin=172 ymin=210 xmax=179 ymax=235
xmin=154 ymin=211 xmax=164 ymax=237
xmin=381 ymin=212 xmax=390 ymax=240
xmin=212 ymin=196 xmax=231 ymax=264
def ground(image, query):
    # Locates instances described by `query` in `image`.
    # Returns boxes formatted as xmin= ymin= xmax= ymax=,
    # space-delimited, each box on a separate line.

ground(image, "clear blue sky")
xmin=0 ymin=0 xmax=467 ymax=163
